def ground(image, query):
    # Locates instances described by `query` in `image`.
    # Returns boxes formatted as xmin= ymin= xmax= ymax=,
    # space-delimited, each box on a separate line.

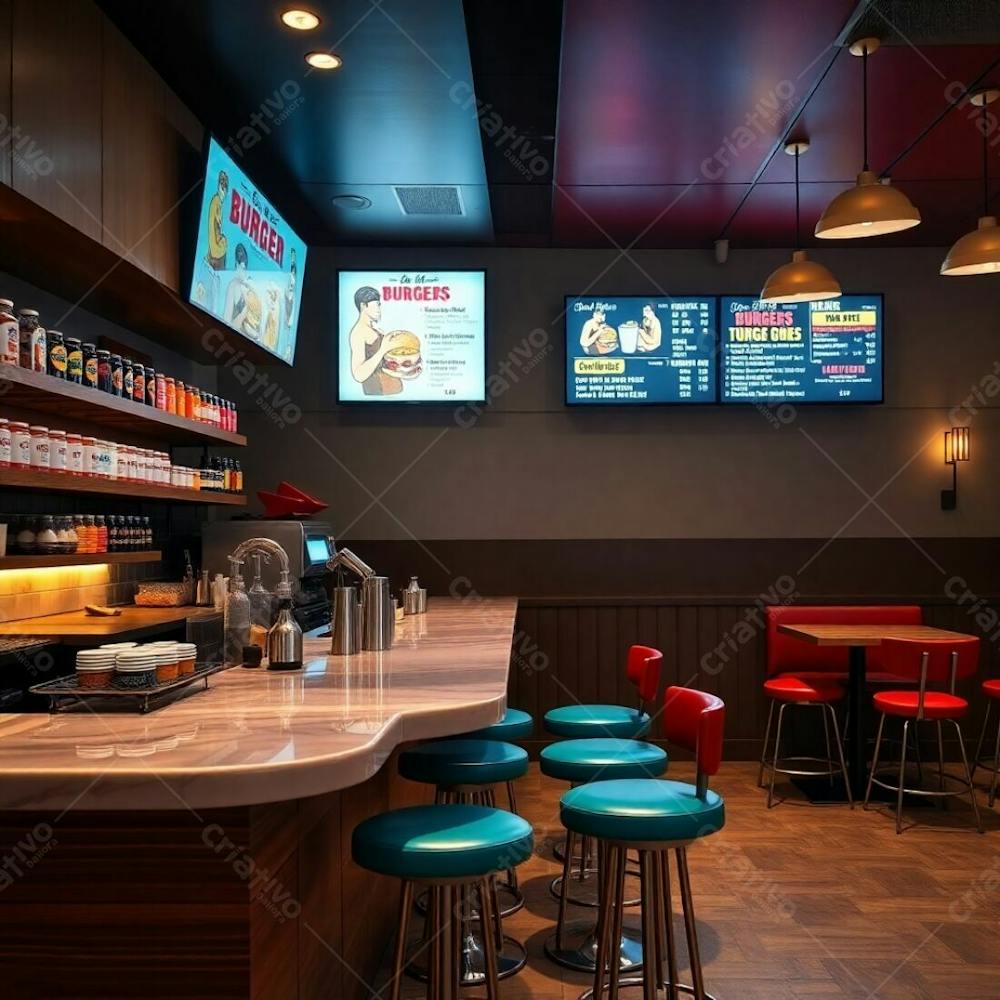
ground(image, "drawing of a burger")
xmin=595 ymin=324 xmax=618 ymax=354
xmin=381 ymin=330 xmax=422 ymax=380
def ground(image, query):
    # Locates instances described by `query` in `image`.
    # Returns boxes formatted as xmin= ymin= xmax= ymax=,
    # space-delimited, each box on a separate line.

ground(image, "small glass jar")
xmin=82 ymin=343 xmax=98 ymax=388
xmin=145 ymin=367 xmax=156 ymax=406
xmin=116 ymin=444 xmax=127 ymax=481
xmin=47 ymin=330 xmax=67 ymax=378
xmin=106 ymin=440 xmax=118 ymax=480
xmin=81 ymin=436 xmax=96 ymax=478
xmin=174 ymin=380 xmax=185 ymax=416
xmin=66 ymin=433 xmax=83 ymax=475
xmin=110 ymin=354 xmax=124 ymax=397
xmin=155 ymin=373 xmax=167 ymax=409
xmin=132 ymin=365 xmax=146 ymax=404
xmin=122 ymin=359 xmax=134 ymax=400
xmin=0 ymin=300 xmax=17 ymax=366
xmin=66 ymin=337 xmax=83 ymax=383
xmin=97 ymin=349 xmax=111 ymax=392
xmin=49 ymin=429 xmax=66 ymax=474
xmin=0 ymin=417 xmax=10 ymax=467
xmin=165 ymin=377 xmax=176 ymax=413
xmin=29 ymin=426 xmax=50 ymax=470
xmin=10 ymin=421 xmax=30 ymax=467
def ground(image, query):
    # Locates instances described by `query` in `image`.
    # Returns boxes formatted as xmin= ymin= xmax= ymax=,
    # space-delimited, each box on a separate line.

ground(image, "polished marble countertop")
xmin=0 ymin=597 xmax=516 ymax=811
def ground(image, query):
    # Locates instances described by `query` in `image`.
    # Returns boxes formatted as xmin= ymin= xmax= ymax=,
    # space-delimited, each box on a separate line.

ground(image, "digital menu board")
xmin=565 ymin=296 xmax=717 ymax=404
xmin=189 ymin=137 xmax=307 ymax=365
xmin=338 ymin=270 xmax=486 ymax=403
xmin=720 ymin=295 xmax=883 ymax=403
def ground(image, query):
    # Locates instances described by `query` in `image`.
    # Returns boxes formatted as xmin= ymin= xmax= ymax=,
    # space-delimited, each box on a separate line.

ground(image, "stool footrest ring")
xmin=579 ymin=978 xmax=718 ymax=1000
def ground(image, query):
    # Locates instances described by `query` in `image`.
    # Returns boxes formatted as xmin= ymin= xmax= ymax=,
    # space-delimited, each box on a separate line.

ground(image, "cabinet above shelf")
xmin=0 ymin=364 xmax=246 ymax=446
xmin=0 ymin=468 xmax=247 ymax=506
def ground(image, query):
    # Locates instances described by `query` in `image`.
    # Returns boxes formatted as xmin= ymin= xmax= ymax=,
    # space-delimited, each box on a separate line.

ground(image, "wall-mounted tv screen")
xmin=189 ymin=137 xmax=307 ymax=365
xmin=338 ymin=270 xmax=486 ymax=403
xmin=565 ymin=296 xmax=717 ymax=404
xmin=720 ymin=295 xmax=883 ymax=403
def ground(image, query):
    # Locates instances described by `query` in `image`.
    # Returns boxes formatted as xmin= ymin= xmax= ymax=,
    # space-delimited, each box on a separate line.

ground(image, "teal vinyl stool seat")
xmin=460 ymin=708 xmax=534 ymax=742
xmin=353 ymin=804 xmax=533 ymax=1000
xmin=541 ymin=737 xmax=668 ymax=974
xmin=399 ymin=739 xmax=528 ymax=789
xmin=562 ymin=687 xmax=726 ymax=1000
xmin=398 ymin=739 xmax=531 ymax=983
xmin=545 ymin=704 xmax=651 ymax=739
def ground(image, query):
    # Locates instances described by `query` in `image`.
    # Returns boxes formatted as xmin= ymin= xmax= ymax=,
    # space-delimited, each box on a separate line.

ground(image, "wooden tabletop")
xmin=0 ymin=606 xmax=218 ymax=641
xmin=777 ymin=623 xmax=975 ymax=646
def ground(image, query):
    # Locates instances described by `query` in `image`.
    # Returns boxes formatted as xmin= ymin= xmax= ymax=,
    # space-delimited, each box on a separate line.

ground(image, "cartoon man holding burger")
xmin=349 ymin=286 xmax=422 ymax=395
xmin=579 ymin=308 xmax=607 ymax=356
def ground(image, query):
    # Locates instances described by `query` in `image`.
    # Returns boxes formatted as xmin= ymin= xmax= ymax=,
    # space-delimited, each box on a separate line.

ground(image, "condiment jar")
xmin=49 ymin=429 xmax=66 ymax=473
xmin=35 ymin=516 xmax=59 ymax=554
xmin=81 ymin=436 xmax=96 ymax=477
xmin=15 ymin=517 xmax=37 ymax=553
xmin=0 ymin=418 xmax=10 ymax=467
xmin=47 ymin=330 xmax=67 ymax=378
xmin=29 ymin=425 xmax=49 ymax=470
xmin=10 ymin=421 xmax=30 ymax=467
xmin=83 ymin=343 xmax=99 ymax=388
xmin=0 ymin=299 xmax=18 ymax=365
xmin=65 ymin=337 xmax=83 ymax=383
xmin=66 ymin=433 xmax=83 ymax=475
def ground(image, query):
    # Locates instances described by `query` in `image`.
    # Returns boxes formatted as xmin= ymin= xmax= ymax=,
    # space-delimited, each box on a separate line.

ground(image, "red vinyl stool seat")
xmin=973 ymin=679 xmax=1000 ymax=809
xmin=873 ymin=690 xmax=968 ymax=721
xmin=764 ymin=676 xmax=846 ymax=704
xmin=864 ymin=637 xmax=983 ymax=834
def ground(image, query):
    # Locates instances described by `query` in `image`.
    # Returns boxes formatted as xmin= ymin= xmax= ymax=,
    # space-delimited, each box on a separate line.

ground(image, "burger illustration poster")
xmin=338 ymin=271 xmax=486 ymax=403
xmin=189 ymin=138 xmax=308 ymax=364
xmin=566 ymin=296 xmax=717 ymax=404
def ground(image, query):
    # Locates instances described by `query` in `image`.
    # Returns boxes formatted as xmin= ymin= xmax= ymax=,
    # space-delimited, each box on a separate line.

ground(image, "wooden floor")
xmin=378 ymin=761 xmax=1000 ymax=1000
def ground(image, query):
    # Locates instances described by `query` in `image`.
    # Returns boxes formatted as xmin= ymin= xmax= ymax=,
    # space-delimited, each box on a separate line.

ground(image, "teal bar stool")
xmin=398 ymin=738 xmax=531 ymax=982
xmin=560 ymin=686 xmax=726 ymax=1000
xmin=541 ymin=737 xmax=668 ymax=974
xmin=353 ymin=804 xmax=533 ymax=1000
xmin=544 ymin=645 xmax=663 ymax=879
xmin=455 ymin=708 xmax=534 ymax=814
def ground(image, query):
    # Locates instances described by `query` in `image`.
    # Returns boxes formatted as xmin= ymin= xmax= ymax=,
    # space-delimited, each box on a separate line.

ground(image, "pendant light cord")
xmin=862 ymin=47 xmax=870 ymax=171
xmin=794 ymin=145 xmax=801 ymax=249
xmin=983 ymin=98 xmax=990 ymax=216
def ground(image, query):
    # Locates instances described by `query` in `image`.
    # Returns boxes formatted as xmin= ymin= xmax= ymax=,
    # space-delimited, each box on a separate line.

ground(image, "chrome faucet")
xmin=232 ymin=537 xmax=292 ymax=595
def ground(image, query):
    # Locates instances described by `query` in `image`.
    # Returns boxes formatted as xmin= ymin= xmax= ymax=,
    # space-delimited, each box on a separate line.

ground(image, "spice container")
xmin=155 ymin=372 xmax=167 ymax=410
xmin=76 ymin=649 xmax=116 ymax=690
xmin=81 ymin=436 xmax=96 ymax=477
xmin=176 ymin=642 xmax=198 ymax=676
xmin=122 ymin=358 xmax=134 ymax=400
xmin=97 ymin=349 xmax=111 ymax=392
xmin=49 ymin=429 xmax=66 ymax=473
xmin=0 ymin=418 xmax=10 ymax=467
xmin=18 ymin=309 xmax=44 ymax=371
xmin=174 ymin=380 xmax=185 ymax=415
xmin=145 ymin=367 xmax=156 ymax=406
xmin=83 ymin=343 xmax=98 ymax=388
xmin=0 ymin=299 xmax=18 ymax=365
xmin=10 ymin=421 xmax=30 ymax=467
xmin=133 ymin=364 xmax=146 ymax=404
xmin=66 ymin=433 xmax=83 ymax=475
xmin=29 ymin=426 xmax=49 ymax=470
xmin=114 ymin=650 xmax=158 ymax=689
xmin=110 ymin=354 xmax=124 ymax=397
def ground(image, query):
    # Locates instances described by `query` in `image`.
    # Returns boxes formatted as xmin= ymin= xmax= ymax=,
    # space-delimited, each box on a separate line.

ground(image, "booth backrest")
xmin=766 ymin=605 xmax=923 ymax=677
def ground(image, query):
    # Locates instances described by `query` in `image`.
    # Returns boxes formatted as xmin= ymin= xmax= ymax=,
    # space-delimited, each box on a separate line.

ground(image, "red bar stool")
xmin=972 ymin=679 xmax=1000 ymax=807
xmin=758 ymin=676 xmax=852 ymax=808
xmin=863 ymin=636 xmax=983 ymax=834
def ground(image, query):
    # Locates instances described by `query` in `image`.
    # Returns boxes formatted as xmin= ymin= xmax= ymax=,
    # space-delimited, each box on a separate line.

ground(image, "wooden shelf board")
xmin=0 ymin=468 xmax=246 ymax=505
xmin=0 ymin=551 xmax=162 ymax=570
xmin=0 ymin=364 xmax=246 ymax=446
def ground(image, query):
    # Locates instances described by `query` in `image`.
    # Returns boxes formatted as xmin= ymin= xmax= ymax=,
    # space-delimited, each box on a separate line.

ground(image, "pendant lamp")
xmin=941 ymin=88 xmax=1000 ymax=275
xmin=815 ymin=38 xmax=921 ymax=239
xmin=760 ymin=141 xmax=841 ymax=304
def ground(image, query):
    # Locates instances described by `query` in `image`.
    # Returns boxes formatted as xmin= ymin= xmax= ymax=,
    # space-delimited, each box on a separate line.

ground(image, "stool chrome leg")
xmin=389 ymin=881 xmax=413 ymax=1000
xmin=991 ymin=708 xmax=1000 ymax=808
xmin=591 ymin=843 xmax=616 ymax=999
xmin=827 ymin=704 xmax=854 ymax=808
xmin=863 ymin=712 xmax=887 ymax=810
xmin=476 ymin=879 xmax=500 ymax=1000
xmin=952 ymin=719 xmax=984 ymax=834
xmin=896 ymin=719 xmax=910 ymax=834
xmin=638 ymin=852 xmax=657 ymax=1000
xmin=822 ymin=705 xmax=834 ymax=788
xmin=608 ymin=847 xmax=627 ymax=998
xmin=936 ymin=720 xmax=946 ymax=793
xmin=506 ymin=779 xmax=518 ymax=814
xmin=766 ymin=703 xmax=788 ymax=808
xmin=757 ymin=701 xmax=775 ymax=788
xmin=676 ymin=847 xmax=706 ymax=1000
xmin=659 ymin=850 xmax=679 ymax=1000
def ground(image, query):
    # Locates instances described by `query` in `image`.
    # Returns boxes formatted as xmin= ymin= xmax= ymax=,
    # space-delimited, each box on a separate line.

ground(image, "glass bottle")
xmin=248 ymin=553 xmax=272 ymax=630
xmin=224 ymin=556 xmax=251 ymax=667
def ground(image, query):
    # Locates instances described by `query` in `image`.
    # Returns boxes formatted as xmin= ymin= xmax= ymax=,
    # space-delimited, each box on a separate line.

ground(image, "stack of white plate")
xmin=75 ymin=648 xmax=117 ymax=682
xmin=98 ymin=642 xmax=139 ymax=652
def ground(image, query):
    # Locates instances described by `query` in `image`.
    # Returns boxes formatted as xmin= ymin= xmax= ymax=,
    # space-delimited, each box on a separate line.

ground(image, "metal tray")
xmin=30 ymin=662 xmax=229 ymax=714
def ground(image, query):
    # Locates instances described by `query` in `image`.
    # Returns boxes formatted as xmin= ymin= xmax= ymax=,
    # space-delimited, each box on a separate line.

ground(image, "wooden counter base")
xmin=0 ymin=746 xmax=430 ymax=1000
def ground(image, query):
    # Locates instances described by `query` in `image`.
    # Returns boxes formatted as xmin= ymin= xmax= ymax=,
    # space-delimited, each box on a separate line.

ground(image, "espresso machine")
xmin=202 ymin=519 xmax=336 ymax=634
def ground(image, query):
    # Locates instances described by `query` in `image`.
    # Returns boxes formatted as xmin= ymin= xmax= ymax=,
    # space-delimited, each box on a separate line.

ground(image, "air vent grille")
xmin=393 ymin=185 xmax=465 ymax=216
xmin=842 ymin=0 xmax=1000 ymax=46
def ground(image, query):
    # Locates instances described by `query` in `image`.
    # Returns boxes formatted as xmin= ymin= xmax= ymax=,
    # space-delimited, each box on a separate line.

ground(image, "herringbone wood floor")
xmin=380 ymin=761 xmax=1000 ymax=999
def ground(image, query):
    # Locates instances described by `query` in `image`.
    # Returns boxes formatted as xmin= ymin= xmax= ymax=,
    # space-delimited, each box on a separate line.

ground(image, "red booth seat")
xmin=766 ymin=605 xmax=923 ymax=684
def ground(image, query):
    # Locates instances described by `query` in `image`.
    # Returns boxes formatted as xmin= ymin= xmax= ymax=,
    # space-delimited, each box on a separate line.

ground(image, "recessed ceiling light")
xmin=331 ymin=194 xmax=372 ymax=211
xmin=281 ymin=9 xmax=321 ymax=30
xmin=305 ymin=51 xmax=342 ymax=70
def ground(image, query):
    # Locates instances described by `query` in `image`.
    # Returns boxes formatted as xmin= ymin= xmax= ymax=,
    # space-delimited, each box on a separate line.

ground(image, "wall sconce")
xmin=942 ymin=426 xmax=970 ymax=510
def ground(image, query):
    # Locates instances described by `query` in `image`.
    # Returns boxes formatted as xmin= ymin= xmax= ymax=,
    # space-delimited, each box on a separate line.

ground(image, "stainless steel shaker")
xmin=331 ymin=585 xmax=361 ymax=655
xmin=362 ymin=576 xmax=394 ymax=651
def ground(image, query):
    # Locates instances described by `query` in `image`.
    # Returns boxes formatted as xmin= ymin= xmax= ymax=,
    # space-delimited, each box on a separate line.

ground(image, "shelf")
xmin=0 ymin=468 xmax=246 ymax=505
xmin=0 ymin=364 xmax=247 ymax=447
xmin=0 ymin=551 xmax=162 ymax=570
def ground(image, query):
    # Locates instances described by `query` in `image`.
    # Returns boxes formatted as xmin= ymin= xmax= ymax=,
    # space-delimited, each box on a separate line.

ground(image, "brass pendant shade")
xmin=814 ymin=170 xmax=921 ymax=239
xmin=941 ymin=216 xmax=1000 ymax=275
xmin=760 ymin=250 xmax=841 ymax=304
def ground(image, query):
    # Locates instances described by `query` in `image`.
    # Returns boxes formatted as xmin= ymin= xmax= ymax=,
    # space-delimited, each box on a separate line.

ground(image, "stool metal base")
xmin=416 ymin=880 xmax=525 ymax=920
xmin=544 ymin=925 xmax=643 ymax=973
xmin=407 ymin=934 xmax=527 ymax=985
xmin=579 ymin=980 xmax=718 ymax=1000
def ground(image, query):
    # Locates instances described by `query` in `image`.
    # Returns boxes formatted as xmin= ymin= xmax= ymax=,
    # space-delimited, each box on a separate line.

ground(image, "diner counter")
xmin=0 ymin=596 xmax=516 ymax=811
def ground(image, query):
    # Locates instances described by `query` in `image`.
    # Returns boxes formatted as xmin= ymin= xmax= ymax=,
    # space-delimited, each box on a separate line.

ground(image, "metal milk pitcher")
xmin=331 ymin=585 xmax=361 ymax=655
xmin=362 ymin=576 xmax=394 ymax=651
